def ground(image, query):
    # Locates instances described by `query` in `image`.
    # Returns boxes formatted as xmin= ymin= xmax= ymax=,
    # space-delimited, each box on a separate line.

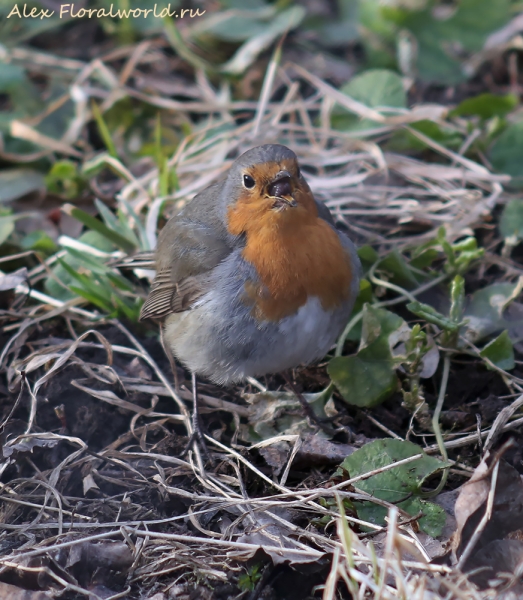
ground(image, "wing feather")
xmin=139 ymin=182 xmax=232 ymax=321
xmin=139 ymin=271 xmax=212 ymax=320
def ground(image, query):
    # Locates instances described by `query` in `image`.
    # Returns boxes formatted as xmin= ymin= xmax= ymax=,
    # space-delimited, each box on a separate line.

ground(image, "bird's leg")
xmin=181 ymin=372 xmax=211 ymax=459
xmin=282 ymin=370 xmax=336 ymax=435
xmin=160 ymin=326 xmax=180 ymax=392
xmin=160 ymin=327 xmax=207 ymax=455
xmin=191 ymin=372 xmax=206 ymax=446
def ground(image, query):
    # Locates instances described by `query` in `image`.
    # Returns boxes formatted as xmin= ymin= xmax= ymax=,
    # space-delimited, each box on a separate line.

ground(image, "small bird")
xmin=140 ymin=144 xmax=360 ymax=448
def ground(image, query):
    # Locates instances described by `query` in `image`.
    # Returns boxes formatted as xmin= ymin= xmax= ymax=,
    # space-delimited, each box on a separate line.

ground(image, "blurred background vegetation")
xmin=1 ymin=0 xmax=523 ymax=317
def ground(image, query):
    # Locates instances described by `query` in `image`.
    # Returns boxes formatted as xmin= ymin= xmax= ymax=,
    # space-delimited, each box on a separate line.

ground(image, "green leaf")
xmin=48 ymin=242 xmax=140 ymax=319
xmin=63 ymin=248 xmax=111 ymax=275
xmin=333 ymin=69 xmax=406 ymax=131
xmin=58 ymin=254 xmax=138 ymax=319
xmin=328 ymin=345 xmax=397 ymax=408
xmin=410 ymin=248 xmax=439 ymax=270
xmin=94 ymin=198 xmax=119 ymax=229
xmin=45 ymin=160 xmax=84 ymax=199
xmin=164 ymin=18 xmax=213 ymax=73
xmin=238 ymin=564 xmax=262 ymax=593
xmin=480 ymin=330 xmax=515 ymax=371
xmin=0 ymin=216 xmax=15 ymax=246
xmin=450 ymin=93 xmax=518 ymax=119
xmin=69 ymin=285 xmax=112 ymax=312
xmin=305 ymin=0 xmax=359 ymax=47
xmin=357 ymin=244 xmax=379 ymax=269
xmin=407 ymin=301 xmax=459 ymax=332
xmin=449 ymin=275 xmax=465 ymax=325
xmin=110 ymin=293 xmax=141 ymax=320
xmin=489 ymin=120 xmax=523 ymax=181
xmin=388 ymin=120 xmax=463 ymax=152
xmin=220 ymin=6 xmax=305 ymax=74
xmin=499 ymin=199 xmax=523 ymax=241
xmin=358 ymin=0 xmax=397 ymax=69
xmin=360 ymin=304 xmax=405 ymax=347
xmin=119 ymin=198 xmax=150 ymax=250
xmin=0 ymin=169 xmax=45 ymax=203
xmin=347 ymin=494 xmax=446 ymax=538
xmin=338 ymin=439 xmax=446 ymax=537
xmin=91 ymin=101 xmax=118 ymax=158
xmin=396 ymin=0 xmax=511 ymax=84
xmin=58 ymin=259 xmax=112 ymax=305
xmin=344 ymin=279 xmax=373 ymax=342
xmin=359 ymin=0 xmax=395 ymax=39
xmin=94 ymin=199 xmax=140 ymax=249
xmin=312 ymin=20 xmax=359 ymax=47
xmin=379 ymin=248 xmax=421 ymax=290
xmin=342 ymin=69 xmax=406 ymax=108
xmin=328 ymin=306 xmax=405 ymax=408
xmin=195 ymin=9 xmax=272 ymax=42
xmin=79 ymin=231 xmax=118 ymax=253
xmin=106 ymin=271 xmax=135 ymax=292
xmin=0 ymin=211 xmax=37 ymax=245
xmin=114 ymin=208 xmax=141 ymax=248
xmin=45 ymin=232 xmax=118 ymax=301
xmin=20 ymin=230 xmax=57 ymax=255
xmin=465 ymin=282 xmax=520 ymax=342
xmin=0 ymin=63 xmax=26 ymax=92
xmin=62 ymin=204 xmax=136 ymax=253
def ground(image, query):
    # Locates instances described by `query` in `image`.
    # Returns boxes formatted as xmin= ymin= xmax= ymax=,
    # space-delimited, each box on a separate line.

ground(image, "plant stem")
xmin=424 ymin=353 xmax=451 ymax=498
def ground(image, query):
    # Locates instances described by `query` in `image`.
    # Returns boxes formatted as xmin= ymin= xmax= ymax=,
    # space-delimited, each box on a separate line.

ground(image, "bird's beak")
xmin=268 ymin=170 xmax=297 ymax=209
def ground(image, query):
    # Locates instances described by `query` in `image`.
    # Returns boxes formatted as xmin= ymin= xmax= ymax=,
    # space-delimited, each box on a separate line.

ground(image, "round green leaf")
xmin=338 ymin=439 xmax=447 ymax=536
xmin=450 ymin=93 xmax=518 ymax=119
xmin=499 ymin=199 xmax=523 ymax=241
xmin=489 ymin=121 xmax=523 ymax=179
xmin=480 ymin=330 xmax=515 ymax=371
xmin=341 ymin=69 xmax=406 ymax=109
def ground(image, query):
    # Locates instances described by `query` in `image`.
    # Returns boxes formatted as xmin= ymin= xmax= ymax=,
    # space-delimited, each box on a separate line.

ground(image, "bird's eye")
xmin=243 ymin=174 xmax=255 ymax=189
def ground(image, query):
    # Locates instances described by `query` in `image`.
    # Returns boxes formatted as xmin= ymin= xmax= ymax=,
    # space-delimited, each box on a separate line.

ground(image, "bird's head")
xmin=225 ymin=144 xmax=317 ymax=236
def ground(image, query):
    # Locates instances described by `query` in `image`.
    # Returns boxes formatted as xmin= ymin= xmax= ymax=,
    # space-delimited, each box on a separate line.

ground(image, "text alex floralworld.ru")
xmin=7 ymin=3 xmax=206 ymax=20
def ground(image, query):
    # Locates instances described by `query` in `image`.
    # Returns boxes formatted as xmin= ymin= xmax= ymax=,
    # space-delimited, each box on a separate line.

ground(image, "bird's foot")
xmin=180 ymin=428 xmax=211 ymax=461
xmin=180 ymin=372 xmax=213 ymax=462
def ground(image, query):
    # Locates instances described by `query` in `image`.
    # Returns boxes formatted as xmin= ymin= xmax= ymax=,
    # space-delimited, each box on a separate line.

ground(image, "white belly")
xmin=164 ymin=294 xmax=350 ymax=385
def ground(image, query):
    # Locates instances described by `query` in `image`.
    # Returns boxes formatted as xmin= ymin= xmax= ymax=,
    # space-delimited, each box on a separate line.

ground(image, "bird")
xmin=139 ymin=144 xmax=361 ymax=450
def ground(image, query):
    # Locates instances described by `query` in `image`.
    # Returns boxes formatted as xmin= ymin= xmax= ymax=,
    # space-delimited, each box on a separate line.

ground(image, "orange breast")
xmin=227 ymin=188 xmax=353 ymax=322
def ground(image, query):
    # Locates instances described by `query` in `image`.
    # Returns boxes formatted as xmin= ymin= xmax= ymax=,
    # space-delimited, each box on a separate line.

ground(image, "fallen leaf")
xmin=235 ymin=509 xmax=324 ymax=565
xmin=259 ymin=441 xmax=290 ymax=476
xmin=337 ymin=439 xmax=447 ymax=537
xmin=454 ymin=457 xmax=523 ymax=564
xmin=240 ymin=389 xmax=331 ymax=443
xmin=0 ymin=268 xmax=27 ymax=292
xmin=293 ymin=435 xmax=357 ymax=469
xmin=3 ymin=436 xmax=59 ymax=459
xmin=82 ymin=473 xmax=99 ymax=495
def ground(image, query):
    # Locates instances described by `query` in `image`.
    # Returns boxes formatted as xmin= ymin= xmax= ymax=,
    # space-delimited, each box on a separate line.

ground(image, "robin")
xmin=140 ymin=144 xmax=361 ymax=448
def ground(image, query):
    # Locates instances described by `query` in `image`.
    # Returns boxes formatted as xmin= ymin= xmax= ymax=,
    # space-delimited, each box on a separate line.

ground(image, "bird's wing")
xmin=139 ymin=270 xmax=216 ymax=319
xmin=139 ymin=182 xmax=233 ymax=320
